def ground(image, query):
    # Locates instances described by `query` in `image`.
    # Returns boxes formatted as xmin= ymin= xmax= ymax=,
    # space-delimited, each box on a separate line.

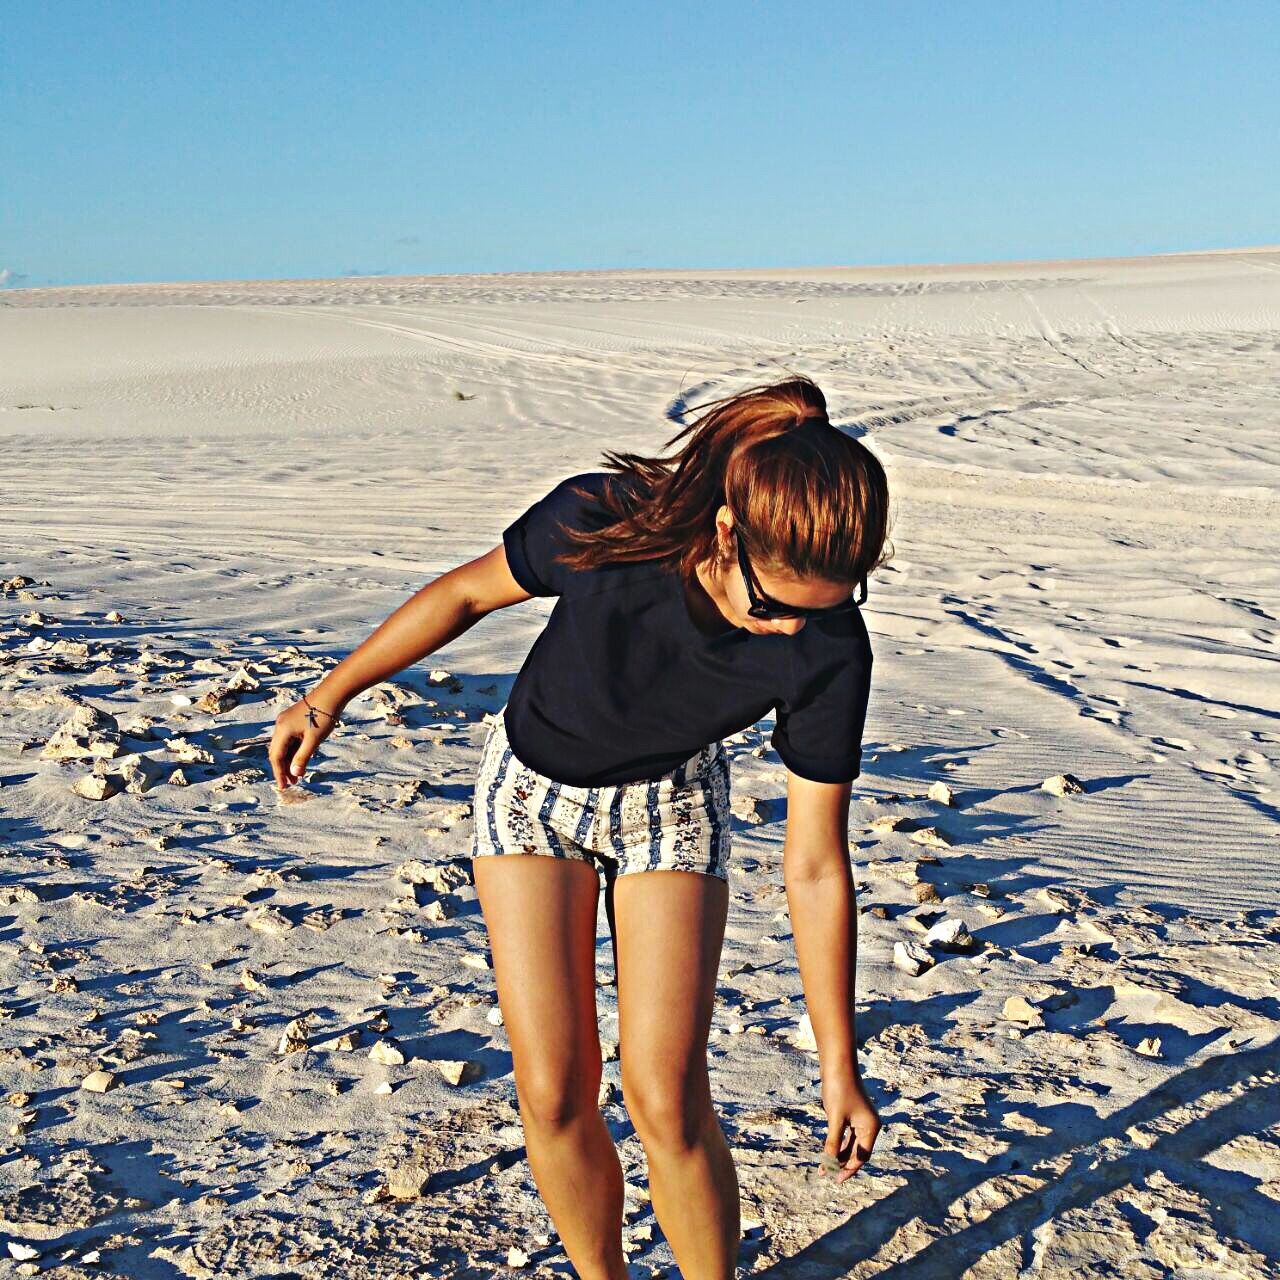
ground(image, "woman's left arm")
xmin=783 ymin=771 xmax=882 ymax=1183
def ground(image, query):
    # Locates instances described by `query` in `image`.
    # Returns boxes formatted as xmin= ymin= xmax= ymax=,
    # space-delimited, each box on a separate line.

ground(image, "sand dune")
xmin=1 ymin=248 xmax=1278 ymax=1275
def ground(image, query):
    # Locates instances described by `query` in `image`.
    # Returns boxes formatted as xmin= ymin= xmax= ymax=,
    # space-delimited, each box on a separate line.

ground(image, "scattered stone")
xmin=792 ymin=1012 xmax=819 ymax=1052
xmin=910 ymin=825 xmax=952 ymax=849
xmin=435 ymin=1059 xmax=483 ymax=1086
xmin=247 ymin=906 xmax=293 ymax=935
xmin=913 ymin=882 xmax=942 ymax=904
xmin=927 ymin=780 xmax=956 ymax=806
xmin=1001 ymin=996 xmax=1044 ymax=1026
xmin=397 ymin=860 xmax=470 ymax=892
xmin=165 ymin=735 xmax=214 ymax=764
xmin=730 ymin=794 xmax=770 ymax=824
xmin=1136 ymin=1036 xmax=1163 ymax=1058
xmin=1042 ymin=772 xmax=1085 ymax=796
xmin=385 ymin=1160 xmax=432 ymax=1200
xmin=923 ymin=916 xmax=974 ymax=952
xmin=893 ymin=940 xmax=935 ymax=976
xmin=119 ymin=753 xmax=164 ymax=794
xmin=868 ymin=814 xmax=907 ymax=834
xmin=275 ymin=1017 xmax=309 ymax=1055
xmin=369 ymin=1039 xmax=406 ymax=1066
xmin=72 ymin=773 xmax=119 ymax=801
xmin=42 ymin=703 xmax=122 ymax=761
xmin=80 ymin=1070 xmax=116 ymax=1093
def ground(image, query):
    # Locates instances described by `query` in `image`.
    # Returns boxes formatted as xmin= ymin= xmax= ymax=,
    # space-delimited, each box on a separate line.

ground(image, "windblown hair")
xmin=550 ymin=374 xmax=893 ymax=593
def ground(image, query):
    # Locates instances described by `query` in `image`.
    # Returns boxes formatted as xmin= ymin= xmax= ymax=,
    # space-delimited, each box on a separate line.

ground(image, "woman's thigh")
xmin=612 ymin=870 xmax=729 ymax=1143
xmin=471 ymin=854 xmax=605 ymax=1124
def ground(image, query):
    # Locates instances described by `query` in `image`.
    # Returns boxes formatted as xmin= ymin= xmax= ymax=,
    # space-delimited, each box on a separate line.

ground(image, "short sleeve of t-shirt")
xmin=502 ymin=472 xmax=605 ymax=597
xmin=770 ymin=623 xmax=874 ymax=784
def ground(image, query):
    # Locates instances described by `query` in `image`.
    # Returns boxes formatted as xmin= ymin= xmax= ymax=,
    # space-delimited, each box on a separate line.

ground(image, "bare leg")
xmin=472 ymin=855 xmax=628 ymax=1280
xmin=614 ymin=869 xmax=740 ymax=1278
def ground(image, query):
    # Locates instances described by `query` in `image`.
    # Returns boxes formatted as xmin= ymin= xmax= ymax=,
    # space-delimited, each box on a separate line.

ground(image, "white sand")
xmin=1 ymin=248 xmax=1278 ymax=1276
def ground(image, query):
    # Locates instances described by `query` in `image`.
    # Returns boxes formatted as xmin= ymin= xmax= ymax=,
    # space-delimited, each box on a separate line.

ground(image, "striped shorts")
xmin=470 ymin=709 xmax=732 ymax=881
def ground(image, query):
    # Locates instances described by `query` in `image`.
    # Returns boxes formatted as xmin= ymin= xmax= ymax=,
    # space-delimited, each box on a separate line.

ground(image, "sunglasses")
xmin=734 ymin=529 xmax=866 ymax=620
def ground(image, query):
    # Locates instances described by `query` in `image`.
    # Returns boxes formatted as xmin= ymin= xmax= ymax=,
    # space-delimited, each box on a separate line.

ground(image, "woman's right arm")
xmin=268 ymin=543 xmax=533 ymax=789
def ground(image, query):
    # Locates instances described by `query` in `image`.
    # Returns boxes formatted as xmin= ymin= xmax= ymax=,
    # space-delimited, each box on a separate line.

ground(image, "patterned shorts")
xmin=470 ymin=709 xmax=732 ymax=881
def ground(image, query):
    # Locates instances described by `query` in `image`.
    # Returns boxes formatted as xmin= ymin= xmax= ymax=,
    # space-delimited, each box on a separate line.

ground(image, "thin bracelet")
xmin=301 ymin=691 xmax=340 ymax=729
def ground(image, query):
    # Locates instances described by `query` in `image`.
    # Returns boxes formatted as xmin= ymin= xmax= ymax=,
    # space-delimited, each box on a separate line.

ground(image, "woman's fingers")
xmin=288 ymin=733 xmax=317 ymax=782
xmin=269 ymin=727 xmax=300 ymax=789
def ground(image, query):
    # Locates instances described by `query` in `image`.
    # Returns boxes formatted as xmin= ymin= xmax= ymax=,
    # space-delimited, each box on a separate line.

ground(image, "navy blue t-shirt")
xmin=500 ymin=470 xmax=874 ymax=787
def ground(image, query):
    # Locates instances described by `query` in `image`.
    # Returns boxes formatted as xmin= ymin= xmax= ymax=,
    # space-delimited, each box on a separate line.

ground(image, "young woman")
xmin=269 ymin=374 xmax=892 ymax=1279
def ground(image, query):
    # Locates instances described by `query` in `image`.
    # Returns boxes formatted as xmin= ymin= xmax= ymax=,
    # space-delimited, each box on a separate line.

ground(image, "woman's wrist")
xmin=306 ymin=678 xmax=353 ymax=719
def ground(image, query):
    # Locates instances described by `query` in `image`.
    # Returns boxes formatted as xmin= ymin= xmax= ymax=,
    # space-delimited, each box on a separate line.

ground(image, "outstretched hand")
xmin=819 ymin=1069 xmax=881 ymax=1184
xmin=269 ymin=695 xmax=341 ymax=789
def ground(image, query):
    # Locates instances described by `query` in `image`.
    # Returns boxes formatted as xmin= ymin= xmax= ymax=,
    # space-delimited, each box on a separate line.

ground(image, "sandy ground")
xmin=1 ymin=248 xmax=1278 ymax=1277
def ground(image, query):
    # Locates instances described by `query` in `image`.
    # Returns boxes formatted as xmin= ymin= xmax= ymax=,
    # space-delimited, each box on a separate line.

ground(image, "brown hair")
xmin=550 ymin=373 xmax=893 ymax=592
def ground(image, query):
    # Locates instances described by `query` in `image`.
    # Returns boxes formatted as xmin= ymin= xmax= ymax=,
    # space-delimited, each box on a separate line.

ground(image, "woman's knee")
xmin=621 ymin=1064 xmax=712 ymax=1151
xmin=515 ymin=1055 xmax=604 ymax=1131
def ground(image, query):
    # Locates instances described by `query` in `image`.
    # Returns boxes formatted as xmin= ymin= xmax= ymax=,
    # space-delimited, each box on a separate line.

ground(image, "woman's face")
xmin=711 ymin=509 xmax=856 ymax=636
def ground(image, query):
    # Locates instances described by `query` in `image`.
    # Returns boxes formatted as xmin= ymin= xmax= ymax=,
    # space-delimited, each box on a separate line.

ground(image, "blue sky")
xmin=3 ymin=1 xmax=1277 ymax=287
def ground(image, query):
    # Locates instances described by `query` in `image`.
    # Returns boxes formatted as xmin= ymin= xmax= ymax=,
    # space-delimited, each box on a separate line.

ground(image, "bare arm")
xmin=269 ymin=544 xmax=533 ymax=788
xmin=307 ymin=576 xmax=482 ymax=717
xmin=783 ymin=770 xmax=883 ymax=1181
xmin=782 ymin=774 xmax=859 ymax=1075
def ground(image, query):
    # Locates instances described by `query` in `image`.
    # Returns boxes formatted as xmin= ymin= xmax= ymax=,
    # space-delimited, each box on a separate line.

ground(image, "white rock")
xmin=80 ymin=1069 xmax=116 ymax=1093
xmin=1001 ymin=996 xmax=1044 ymax=1026
xmin=435 ymin=1059 xmax=483 ymax=1086
xmin=247 ymin=906 xmax=293 ymax=935
xmin=165 ymin=735 xmax=214 ymax=764
xmin=893 ymin=940 xmax=935 ymax=976
xmin=927 ymin=781 xmax=956 ymax=806
xmin=41 ymin=703 xmax=122 ymax=761
xmin=385 ymin=1161 xmax=432 ymax=1200
xmin=369 ymin=1039 xmax=406 ymax=1066
xmin=8 ymin=1242 xmax=40 ymax=1261
xmin=1041 ymin=773 xmax=1085 ymax=796
xmin=1135 ymin=1036 xmax=1163 ymax=1057
xmin=507 ymin=1246 xmax=531 ymax=1268
xmin=730 ymin=794 xmax=769 ymax=824
xmin=276 ymin=1017 xmax=310 ymax=1055
xmin=868 ymin=814 xmax=907 ymax=833
xmin=923 ymin=917 xmax=973 ymax=952
xmin=72 ymin=774 xmax=119 ymax=801
xmin=792 ymin=1011 xmax=819 ymax=1052
xmin=910 ymin=825 xmax=952 ymax=849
